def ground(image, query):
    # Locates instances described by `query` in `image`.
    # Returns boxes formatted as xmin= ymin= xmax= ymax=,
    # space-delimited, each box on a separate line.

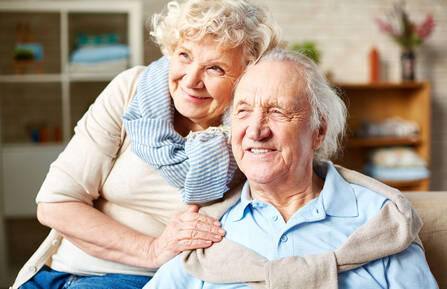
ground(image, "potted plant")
xmin=290 ymin=42 xmax=321 ymax=65
xmin=375 ymin=1 xmax=435 ymax=81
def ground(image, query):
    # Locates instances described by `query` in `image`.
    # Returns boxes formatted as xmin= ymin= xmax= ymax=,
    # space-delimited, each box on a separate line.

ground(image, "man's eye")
xmin=209 ymin=65 xmax=224 ymax=73
xmin=235 ymin=109 xmax=248 ymax=117
xmin=272 ymin=109 xmax=283 ymax=114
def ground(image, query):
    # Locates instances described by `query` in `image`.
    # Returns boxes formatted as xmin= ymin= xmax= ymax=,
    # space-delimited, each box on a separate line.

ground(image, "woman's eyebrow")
xmin=176 ymin=44 xmax=192 ymax=53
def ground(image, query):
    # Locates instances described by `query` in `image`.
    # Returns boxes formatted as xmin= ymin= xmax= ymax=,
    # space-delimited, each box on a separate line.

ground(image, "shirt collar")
xmin=230 ymin=181 xmax=256 ymax=221
xmin=318 ymin=161 xmax=358 ymax=217
xmin=230 ymin=161 xmax=358 ymax=221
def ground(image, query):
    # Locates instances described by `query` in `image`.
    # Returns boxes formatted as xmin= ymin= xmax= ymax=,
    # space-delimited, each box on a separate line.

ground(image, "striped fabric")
xmin=122 ymin=57 xmax=237 ymax=203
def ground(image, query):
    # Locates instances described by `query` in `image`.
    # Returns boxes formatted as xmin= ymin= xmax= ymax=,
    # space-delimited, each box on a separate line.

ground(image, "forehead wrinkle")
xmin=234 ymin=59 xmax=309 ymax=111
xmin=235 ymin=94 xmax=305 ymax=116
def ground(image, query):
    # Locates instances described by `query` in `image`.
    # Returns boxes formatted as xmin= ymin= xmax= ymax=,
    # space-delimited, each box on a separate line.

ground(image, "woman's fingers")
xmin=181 ymin=206 xmax=223 ymax=227
xmin=150 ymin=205 xmax=226 ymax=266
xmin=181 ymin=218 xmax=225 ymax=235
xmin=171 ymin=207 xmax=226 ymax=245
xmin=177 ymin=227 xmax=223 ymax=242
xmin=176 ymin=238 xmax=213 ymax=251
xmin=180 ymin=205 xmax=225 ymax=233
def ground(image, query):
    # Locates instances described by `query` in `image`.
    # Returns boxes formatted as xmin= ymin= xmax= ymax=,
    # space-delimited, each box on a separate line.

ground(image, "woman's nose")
xmin=246 ymin=113 xmax=271 ymax=141
xmin=184 ymin=66 xmax=204 ymax=89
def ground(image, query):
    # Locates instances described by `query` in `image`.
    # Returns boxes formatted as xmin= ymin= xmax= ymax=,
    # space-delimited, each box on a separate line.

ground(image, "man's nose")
xmin=246 ymin=113 xmax=271 ymax=140
xmin=184 ymin=65 xmax=204 ymax=89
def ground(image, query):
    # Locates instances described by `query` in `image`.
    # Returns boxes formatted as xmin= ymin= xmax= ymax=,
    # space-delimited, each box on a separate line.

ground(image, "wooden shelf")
xmin=0 ymin=74 xmax=62 ymax=83
xmin=380 ymin=178 xmax=429 ymax=189
xmin=335 ymin=82 xmax=431 ymax=191
xmin=334 ymin=82 xmax=426 ymax=90
xmin=347 ymin=136 xmax=421 ymax=147
xmin=68 ymin=72 xmax=119 ymax=82
xmin=0 ymin=0 xmax=144 ymax=220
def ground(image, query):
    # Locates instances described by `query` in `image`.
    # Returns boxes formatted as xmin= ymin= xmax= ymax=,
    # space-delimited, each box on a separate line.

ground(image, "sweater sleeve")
xmin=36 ymin=66 xmax=145 ymax=205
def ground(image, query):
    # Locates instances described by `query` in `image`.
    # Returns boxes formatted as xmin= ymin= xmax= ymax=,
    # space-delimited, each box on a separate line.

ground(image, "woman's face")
xmin=169 ymin=36 xmax=245 ymax=131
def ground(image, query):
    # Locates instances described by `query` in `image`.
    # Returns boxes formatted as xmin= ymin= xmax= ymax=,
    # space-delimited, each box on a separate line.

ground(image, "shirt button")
xmin=28 ymin=266 xmax=37 ymax=273
xmin=272 ymin=215 xmax=278 ymax=222
xmin=52 ymin=239 xmax=59 ymax=246
xmin=280 ymin=235 xmax=288 ymax=243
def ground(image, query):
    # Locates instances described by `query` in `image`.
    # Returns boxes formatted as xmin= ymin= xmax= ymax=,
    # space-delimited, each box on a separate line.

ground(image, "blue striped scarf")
xmin=122 ymin=57 xmax=237 ymax=203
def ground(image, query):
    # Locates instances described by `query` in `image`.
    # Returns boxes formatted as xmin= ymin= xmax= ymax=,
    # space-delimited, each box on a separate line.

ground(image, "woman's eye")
xmin=179 ymin=52 xmax=189 ymax=59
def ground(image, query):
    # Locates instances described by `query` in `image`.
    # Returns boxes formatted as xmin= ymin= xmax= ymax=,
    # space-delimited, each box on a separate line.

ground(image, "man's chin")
xmin=245 ymin=173 xmax=277 ymax=186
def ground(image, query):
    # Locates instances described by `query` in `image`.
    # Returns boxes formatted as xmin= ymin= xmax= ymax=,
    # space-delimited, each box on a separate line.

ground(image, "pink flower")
xmin=416 ymin=14 xmax=435 ymax=39
xmin=375 ymin=18 xmax=396 ymax=35
xmin=375 ymin=3 xmax=435 ymax=48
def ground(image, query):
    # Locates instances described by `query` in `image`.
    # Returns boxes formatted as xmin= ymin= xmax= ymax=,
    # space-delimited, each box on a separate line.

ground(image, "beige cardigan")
xmin=181 ymin=165 xmax=423 ymax=289
xmin=12 ymin=66 xmax=187 ymax=288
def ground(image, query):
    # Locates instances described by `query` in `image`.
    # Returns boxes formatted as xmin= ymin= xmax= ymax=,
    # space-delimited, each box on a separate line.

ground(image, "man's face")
xmin=231 ymin=60 xmax=324 ymax=186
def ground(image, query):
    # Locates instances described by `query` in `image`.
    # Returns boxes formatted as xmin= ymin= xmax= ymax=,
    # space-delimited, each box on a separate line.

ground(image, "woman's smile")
xmin=180 ymin=87 xmax=212 ymax=103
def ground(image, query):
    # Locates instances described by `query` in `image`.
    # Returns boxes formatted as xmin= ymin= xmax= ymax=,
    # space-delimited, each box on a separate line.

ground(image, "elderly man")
xmin=145 ymin=49 xmax=438 ymax=288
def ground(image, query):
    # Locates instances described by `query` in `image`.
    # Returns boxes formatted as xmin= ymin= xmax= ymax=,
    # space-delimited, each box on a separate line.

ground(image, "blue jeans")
xmin=20 ymin=266 xmax=152 ymax=289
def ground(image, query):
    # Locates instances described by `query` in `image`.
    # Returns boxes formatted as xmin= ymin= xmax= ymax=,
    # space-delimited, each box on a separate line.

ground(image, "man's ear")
xmin=312 ymin=117 xmax=327 ymax=150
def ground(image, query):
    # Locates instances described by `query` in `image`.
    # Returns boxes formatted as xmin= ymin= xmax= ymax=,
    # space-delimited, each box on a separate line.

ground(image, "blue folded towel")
xmin=365 ymin=164 xmax=430 ymax=181
xmin=70 ymin=44 xmax=129 ymax=63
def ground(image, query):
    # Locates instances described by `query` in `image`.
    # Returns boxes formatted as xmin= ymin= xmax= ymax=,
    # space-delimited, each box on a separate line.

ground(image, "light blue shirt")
xmin=145 ymin=162 xmax=438 ymax=289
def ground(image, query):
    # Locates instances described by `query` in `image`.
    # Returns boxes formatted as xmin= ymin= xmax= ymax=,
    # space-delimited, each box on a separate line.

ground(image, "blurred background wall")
xmin=0 ymin=0 xmax=445 ymax=287
xmin=143 ymin=0 xmax=446 ymax=189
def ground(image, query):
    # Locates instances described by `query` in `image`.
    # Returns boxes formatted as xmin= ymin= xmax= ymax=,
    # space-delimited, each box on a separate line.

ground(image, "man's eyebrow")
xmin=234 ymin=98 xmax=299 ymax=110
xmin=234 ymin=99 xmax=250 ymax=107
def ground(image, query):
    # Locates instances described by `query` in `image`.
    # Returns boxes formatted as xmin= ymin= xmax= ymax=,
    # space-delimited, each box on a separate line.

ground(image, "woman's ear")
xmin=312 ymin=117 xmax=327 ymax=150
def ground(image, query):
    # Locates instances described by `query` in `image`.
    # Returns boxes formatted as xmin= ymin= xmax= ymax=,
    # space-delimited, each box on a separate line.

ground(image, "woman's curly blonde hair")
xmin=150 ymin=0 xmax=282 ymax=63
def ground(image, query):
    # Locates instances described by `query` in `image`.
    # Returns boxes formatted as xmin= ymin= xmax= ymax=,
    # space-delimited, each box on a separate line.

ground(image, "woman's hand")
xmin=148 ymin=205 xmax=225 ymax=267
xmin=38 ymin=202 xmax=225 ymax=269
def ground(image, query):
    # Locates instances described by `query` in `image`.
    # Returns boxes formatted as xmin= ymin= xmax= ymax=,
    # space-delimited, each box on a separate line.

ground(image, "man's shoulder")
xmin=350 ymin=182 xmax=389 ymax=218
xmin=324 ymin=162 xmax=389 ymax=219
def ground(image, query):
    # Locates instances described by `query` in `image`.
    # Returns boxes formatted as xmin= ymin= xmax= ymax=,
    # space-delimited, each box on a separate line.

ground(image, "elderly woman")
xmin=12 ymin=1 xmax=280 ymax=288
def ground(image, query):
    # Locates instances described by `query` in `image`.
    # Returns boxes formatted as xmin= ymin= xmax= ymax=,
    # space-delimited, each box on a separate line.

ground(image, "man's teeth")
xmin=250 ymin=148 xmax=270 ymax=154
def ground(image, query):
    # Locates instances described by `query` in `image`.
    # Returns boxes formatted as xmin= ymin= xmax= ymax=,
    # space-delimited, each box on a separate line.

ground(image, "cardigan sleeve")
xmin=36 ymin=66 xmax=145 ymax=205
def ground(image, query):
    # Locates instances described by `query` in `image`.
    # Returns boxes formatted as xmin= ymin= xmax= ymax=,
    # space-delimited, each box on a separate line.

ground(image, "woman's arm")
xmin=35 ymin=67 xmax=224 ymax=268
xmin=38 ymin=201 xmax=225 ymax=268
